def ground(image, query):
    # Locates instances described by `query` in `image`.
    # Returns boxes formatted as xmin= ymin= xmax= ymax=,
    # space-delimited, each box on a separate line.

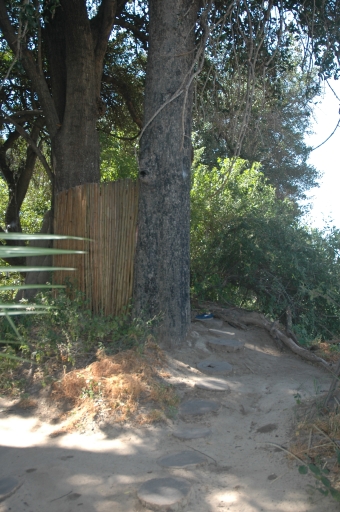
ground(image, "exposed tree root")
xmin=199 ymin=302 xmax=332 ymax=372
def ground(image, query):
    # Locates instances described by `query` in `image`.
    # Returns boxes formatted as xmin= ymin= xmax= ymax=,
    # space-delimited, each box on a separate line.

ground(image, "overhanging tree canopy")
xmin=0 ymin=0 xmax=136 ymax=193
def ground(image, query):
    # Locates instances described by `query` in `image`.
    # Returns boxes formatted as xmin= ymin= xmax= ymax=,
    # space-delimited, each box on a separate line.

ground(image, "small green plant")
xmin=0 ymin=281 xmax=158 ymax=395
xmin=298 ymin=459 xmax=340 ymax=501
xmin=0 ymin=345 xmax=24 ymax=394
xmin=0 ymin=233 xmax=87 ymax=361
xmin=294 ymin=393 xmax=302 ymax=405
xmin=314 ymin=378 xmax=321 ymax=396
xmin=0 ymin=232 xmax=90 ymax=394
xmin=81 ymin=378 xmax=101 ymax=401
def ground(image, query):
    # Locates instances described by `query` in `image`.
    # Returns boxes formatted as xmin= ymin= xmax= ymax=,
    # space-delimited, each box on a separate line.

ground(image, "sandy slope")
xmin=0 ymin=319 xmax=338 ymax=511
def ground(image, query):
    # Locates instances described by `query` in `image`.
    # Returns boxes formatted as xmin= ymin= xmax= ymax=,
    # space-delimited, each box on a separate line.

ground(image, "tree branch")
xmin=202 ymin=303 xmax=332 ymax=372
xmin=0 ymin=109 xmax=43 ymax=120
xmin=98 ymin=127 xmax=140 ymax=141
xmin=102 ymin=73 xmax=143 ymax=128
xmin=114 ymin=16 xmax=149 ymax=48
xmin=91 ymin=0 xmax=122 ymax=70
xmin=90 ymin=0 xmax=132 ymax=92
xmin=0 ymin=130 xmax=20 ymax=186
xmin=5 ymin=117 xmax=45 ymax=232
xmin=1 ymin=129 xmax=21 ymax=156
xmin=0 ymin=0 xmax=60 ymax=136
xmin=3 ymin=116 xmax=54 ymax=183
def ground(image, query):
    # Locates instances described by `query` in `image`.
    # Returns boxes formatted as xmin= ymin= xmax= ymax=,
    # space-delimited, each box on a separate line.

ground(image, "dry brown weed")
xmin=51 ymin=342 xmax=177 ymax=429
xmin=17 ymin=397 xmax=38 ymax=409
xmin=289 ymin=398 xmax=340 ymax=491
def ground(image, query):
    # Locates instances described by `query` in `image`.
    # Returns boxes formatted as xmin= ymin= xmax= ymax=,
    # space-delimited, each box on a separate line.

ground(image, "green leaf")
xmin=0 ymin=233 xmax=90 ymax=241
xmin=0 ymin=284 xmax=65 ymax=290
xmin=0 ymin=339 xmax=22 ymax=345
xmin=0 ymin=304 xmax=56 ymax=309
xmin=298 ymin=465 xmax=308 ymax=475
xmin=336 ymin=449 xmax=340 ymax=465
xmin=0 ymin=352 xmax=33 ymax=364
xmin=0 ymin=311 xmax=50 ymax=316
xmin=0 ymin=267 xmax=76 ymax=272
xmin=4 ymin=312 xmax=22 ymax=339
xmin=0 ymin=232 xmax=88 ymax=363
xmin=320 ymin=475 xmax=332 ymax=489
xmin=316 ymin=487 xmax=329 ymax=496
xmin=308 ymin=464 xmax=322 ymax=476
xmin=0 ymin=247 xmax=86 ymax=257
xmin=330 ymin=488 xmax=340 ymax=501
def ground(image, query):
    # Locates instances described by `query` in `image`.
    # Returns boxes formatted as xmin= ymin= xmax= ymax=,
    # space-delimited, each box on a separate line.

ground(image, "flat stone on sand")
xmin=172 ymin=426 xmax=212 ymax=440
xmin=157 ymin=450 xmax=208 ymax=468
xmin=206 ymin=337 xmax=244 ymax=353
xmin=195 ymin=377 xmax=229 ymax=391
xmin=138 ymin=477 xmax=191 ymax=510
xmin=197 ymin=360 xmax=233 ymax=375
xmin=0 ymin=477 xmax=22 ymax=503
xmin=180 ymin=398 xmax=220 ymax=418
xmin=208 ymin=328 xmax=234 ymax=336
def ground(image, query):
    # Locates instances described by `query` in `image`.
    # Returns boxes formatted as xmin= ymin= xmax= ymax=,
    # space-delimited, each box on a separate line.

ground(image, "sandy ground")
xmin=0 ymin=318 xmax=339 ymax=511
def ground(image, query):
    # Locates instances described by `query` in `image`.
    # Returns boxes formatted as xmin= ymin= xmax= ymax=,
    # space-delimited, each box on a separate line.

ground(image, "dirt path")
xmin=0 ymin=319 xmax=338 ymax=511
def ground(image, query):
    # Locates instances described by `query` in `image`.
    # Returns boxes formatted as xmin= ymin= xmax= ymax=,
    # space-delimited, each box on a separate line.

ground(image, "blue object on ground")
xmin=195 ymin=313 xmax=213 ymax=320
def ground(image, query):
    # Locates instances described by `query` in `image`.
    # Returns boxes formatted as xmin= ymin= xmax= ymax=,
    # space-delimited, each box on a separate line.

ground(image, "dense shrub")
xmin=191 ymin=157 xmax=340 ymax=342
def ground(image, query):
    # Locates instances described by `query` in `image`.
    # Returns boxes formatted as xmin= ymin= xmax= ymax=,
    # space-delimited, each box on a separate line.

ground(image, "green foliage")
xmin=0 ymin=232 xmax=87 ymax=368
xmin=0 ymin=345 xmax=24 ymax=394
xmin=294 ymin=393 xmax=302 ymax=405
xmin=26 ymin=284 xmax=153 ymax=359
xmin=0 ymin=179 xmax=8 ymax=227
xmin=99 ymin=131 xmax=138 ymax=182
xmin=20 ymin=168 xmax=51 ymax=232
xmin=194 ymin=25 xmax=323 ymax=200
xmin=191 ymin=156 xmax=340 ymax=342
xmin=0 ymin=232 xmax=156 ymax=395
xmin=48 ymin=290 xmax=149 ymax=358
xmin=0 ymin=283 xmax=156 ymax=394
xmin=0 ymin=136 xmax=51 ymax=233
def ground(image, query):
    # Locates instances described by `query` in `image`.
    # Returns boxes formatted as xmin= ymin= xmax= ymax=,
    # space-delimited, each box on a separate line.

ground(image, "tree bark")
xmin=45 ymin=1 xmax=103 ymax=193
xmin=134 ymin=0 xmax=199 ymax=347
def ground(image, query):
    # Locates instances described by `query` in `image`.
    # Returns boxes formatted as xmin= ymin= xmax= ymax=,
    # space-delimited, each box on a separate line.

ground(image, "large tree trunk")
xmin=45 ymin=1 xmax=103 ymax=193
xmin=134 ymin=0 xmax=199 ymax=348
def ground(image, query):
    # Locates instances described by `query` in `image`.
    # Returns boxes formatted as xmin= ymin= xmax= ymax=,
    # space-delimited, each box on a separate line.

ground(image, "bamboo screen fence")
xmin=53 ymin=179 xmax=139 ymax=316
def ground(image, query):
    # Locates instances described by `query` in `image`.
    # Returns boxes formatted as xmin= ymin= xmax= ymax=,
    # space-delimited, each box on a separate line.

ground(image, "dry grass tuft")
xmin=289 ymin=397 xmax=340 ymax=493
xmin=316 ymin=411 xmax=340 ymax=437
xmin=136 ymin=410 xmax=166 ymax=425
xmin=309 ymin=342 xmax=340 ymax=364
xmin=53 ymin=372 xmax=87 ymax=402
xmin=51 ymin=341 xmax=177 ymax=430
xmin=17 ymin=397 xmax=38 ymax=409
xmin=90 ymin=358 xmax=122 ymax=378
